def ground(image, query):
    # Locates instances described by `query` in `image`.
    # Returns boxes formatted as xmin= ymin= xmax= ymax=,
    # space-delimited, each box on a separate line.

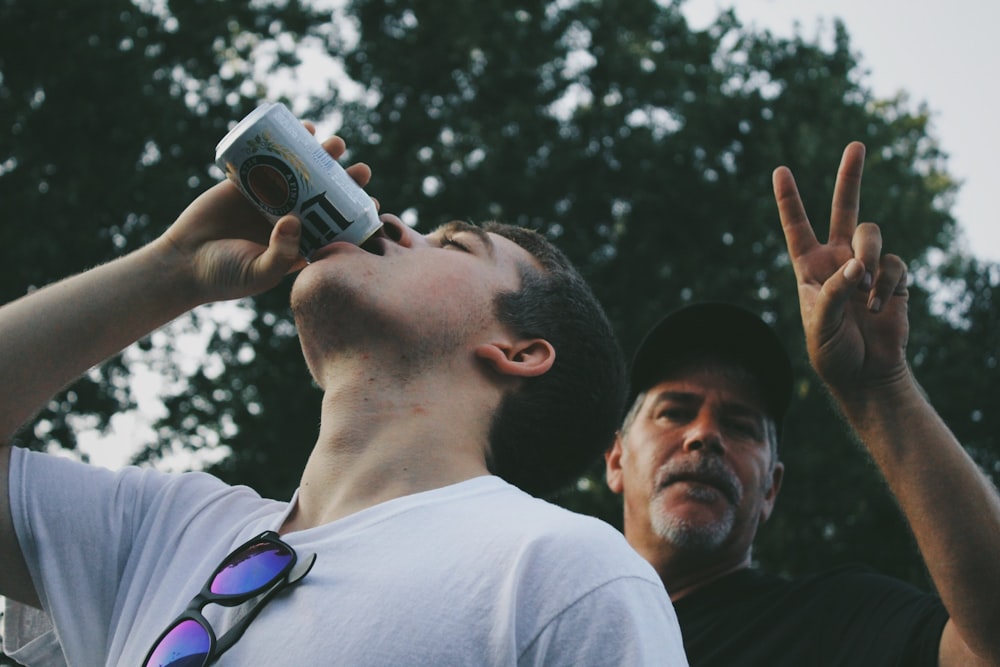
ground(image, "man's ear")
xmin=760 ymin=461 xmax=784 ymax=523
xmin=474 ymin=338 xmax=555 ymax=378
xmin=605 ymin=435 xmax=624 ymax=494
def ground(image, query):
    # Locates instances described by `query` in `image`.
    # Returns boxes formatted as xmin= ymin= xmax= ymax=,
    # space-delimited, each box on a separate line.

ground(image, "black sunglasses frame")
xmin=141 ymin=530 xmax=316 ymax=667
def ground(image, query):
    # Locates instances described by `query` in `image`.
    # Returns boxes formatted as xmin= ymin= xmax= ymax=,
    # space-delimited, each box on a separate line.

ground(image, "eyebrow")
xmin=649 ymin=391 xmax=766 ymax=423
xmin=431 ymin=220 xmax=495 ymax=258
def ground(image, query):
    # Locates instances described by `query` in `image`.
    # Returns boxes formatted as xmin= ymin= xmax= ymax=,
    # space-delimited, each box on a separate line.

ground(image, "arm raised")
xmin=773 ymin=142 xmax=1000 ymax=666
xmin=0 ymin=133 xmax=371 ymax=607
xmin=0 ymin=180 xmax=305 ymax=443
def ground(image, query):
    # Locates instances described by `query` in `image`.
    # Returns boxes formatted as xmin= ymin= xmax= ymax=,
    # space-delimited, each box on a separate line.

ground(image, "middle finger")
xmin=829 ymin=142 xmax=866 ymax=245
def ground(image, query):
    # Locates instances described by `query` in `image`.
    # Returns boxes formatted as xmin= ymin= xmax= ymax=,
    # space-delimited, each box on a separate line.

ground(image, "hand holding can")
xmin=215 ymin=102 xmax=382 ymax=259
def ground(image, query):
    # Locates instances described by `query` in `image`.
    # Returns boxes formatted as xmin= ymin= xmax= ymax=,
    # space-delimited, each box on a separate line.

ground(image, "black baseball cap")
xmin=628 ymin=302 xmax=794 ymax=429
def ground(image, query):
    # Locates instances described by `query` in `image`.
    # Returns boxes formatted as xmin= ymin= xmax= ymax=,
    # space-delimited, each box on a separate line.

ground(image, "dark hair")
xmin=481 ymin=222 xmax=627 ymax=497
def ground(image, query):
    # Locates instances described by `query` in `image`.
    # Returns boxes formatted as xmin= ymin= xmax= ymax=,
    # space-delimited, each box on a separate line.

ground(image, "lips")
xmin=308 ymin=228 xmax=387 ymax=262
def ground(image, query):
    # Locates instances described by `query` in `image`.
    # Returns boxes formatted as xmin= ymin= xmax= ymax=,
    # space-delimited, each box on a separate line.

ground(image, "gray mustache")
xmin=656 ymin=458 xmax=742 ymax=505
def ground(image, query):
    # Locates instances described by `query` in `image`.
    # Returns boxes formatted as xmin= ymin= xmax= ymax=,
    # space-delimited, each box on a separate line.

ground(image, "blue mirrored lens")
xmin=145 ymin=618 xmax=211 ymax=667
xmin=210 ymin=541 xmax=293 ymax=595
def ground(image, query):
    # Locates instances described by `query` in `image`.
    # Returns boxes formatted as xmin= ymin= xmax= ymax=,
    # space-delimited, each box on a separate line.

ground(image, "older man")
xmin=606 ymin=142 xmax=1000 ymax=666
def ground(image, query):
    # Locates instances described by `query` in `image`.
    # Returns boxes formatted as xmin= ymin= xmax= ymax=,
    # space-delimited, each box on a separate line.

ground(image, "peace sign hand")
xmin=773 ymin=142 xmax=910 ymax=397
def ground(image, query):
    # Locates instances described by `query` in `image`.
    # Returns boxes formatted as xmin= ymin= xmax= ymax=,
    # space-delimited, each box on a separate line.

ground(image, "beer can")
xmin=215 ymin=102 xmax=381 ymax=258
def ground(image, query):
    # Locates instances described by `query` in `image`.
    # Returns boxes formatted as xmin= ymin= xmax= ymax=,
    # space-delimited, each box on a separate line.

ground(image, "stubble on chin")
xmin=289 ymin=270 xmax=483 ymax=377
xmin=289 ymin=269 xmax=387 ymax=367
xmin=647 ymin=454 xmax=745 ymax=552
xmin=648 ymin=489 xmax=736 ymax=552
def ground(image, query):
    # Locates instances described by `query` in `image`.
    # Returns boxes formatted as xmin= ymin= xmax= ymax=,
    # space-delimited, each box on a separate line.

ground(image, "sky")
xmin=680 ymin=0 xmax=1000 ymax=262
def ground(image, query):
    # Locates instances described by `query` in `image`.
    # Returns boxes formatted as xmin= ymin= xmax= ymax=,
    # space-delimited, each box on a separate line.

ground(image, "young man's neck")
xmin=281 ymin=366 xmax=496 ymax=533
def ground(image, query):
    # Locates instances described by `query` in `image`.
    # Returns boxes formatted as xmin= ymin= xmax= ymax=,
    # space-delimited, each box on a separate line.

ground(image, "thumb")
xmin=254 ymin=216 xmax=306 ymax=281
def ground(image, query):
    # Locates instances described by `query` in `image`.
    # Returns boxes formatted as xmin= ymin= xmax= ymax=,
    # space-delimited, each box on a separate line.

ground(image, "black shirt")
xmin=673 ymin=565 xmax=949 ymax=666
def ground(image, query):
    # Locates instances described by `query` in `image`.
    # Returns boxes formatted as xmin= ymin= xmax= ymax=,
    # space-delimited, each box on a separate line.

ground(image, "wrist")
xmin=829 ymin=366 xmax=926 ymax=426
xmin=136 ymin=237 xmax=210 ymax=312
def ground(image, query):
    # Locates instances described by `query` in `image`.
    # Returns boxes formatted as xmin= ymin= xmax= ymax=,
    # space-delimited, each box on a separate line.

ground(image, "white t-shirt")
xmin=4 ymin=448 xmax=687 ymax=666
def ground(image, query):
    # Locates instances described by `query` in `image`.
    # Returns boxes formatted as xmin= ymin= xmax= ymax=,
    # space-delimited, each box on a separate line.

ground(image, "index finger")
xmin=773 ymin=164 xmax=818 ymax=262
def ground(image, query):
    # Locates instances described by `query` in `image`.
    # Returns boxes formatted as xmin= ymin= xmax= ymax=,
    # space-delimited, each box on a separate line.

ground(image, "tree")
xmin=2 ymin=0 xmax=996 ymax=603
xmin=1 ymin=0 xmax=324 ymax=460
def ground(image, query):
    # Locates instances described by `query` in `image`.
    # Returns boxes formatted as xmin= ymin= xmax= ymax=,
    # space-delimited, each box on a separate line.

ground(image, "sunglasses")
xmin=141 ymin=530 xmax=316 ymax=667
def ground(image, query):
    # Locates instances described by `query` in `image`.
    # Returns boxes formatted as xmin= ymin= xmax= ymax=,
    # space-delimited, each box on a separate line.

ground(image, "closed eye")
xmin=441 ymin=234 xmax=472 ymax=252
xmin=429 ymin=221 xmax=495 ymax=257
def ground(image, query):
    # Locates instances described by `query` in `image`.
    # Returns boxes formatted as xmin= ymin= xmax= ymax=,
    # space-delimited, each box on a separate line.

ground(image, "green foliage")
xmin=1 ymin=0 xmax=323 ymax=457
xmin=2 ymin=0 xmax=996 ymax=593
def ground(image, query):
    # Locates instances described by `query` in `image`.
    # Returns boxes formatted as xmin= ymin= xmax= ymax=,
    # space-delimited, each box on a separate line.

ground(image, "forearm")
xmin=0 ymin=239 xmax=201 ymax=441
xmin=833 ymin=375 xmax=1000 ymax=662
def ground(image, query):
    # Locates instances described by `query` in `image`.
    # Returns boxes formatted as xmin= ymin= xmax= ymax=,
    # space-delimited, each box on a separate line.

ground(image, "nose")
xmin=379 ymin=213 xmax=426 ymax=249
xmin=682 ymin=409 xmax=725 ymax=456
